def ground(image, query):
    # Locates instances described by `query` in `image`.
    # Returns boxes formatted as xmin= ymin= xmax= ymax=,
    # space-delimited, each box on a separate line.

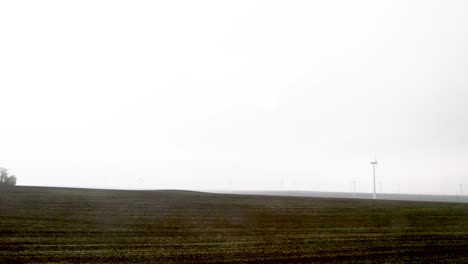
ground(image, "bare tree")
xmin=0 ymin=167 xmax=8 ymax=183
xmin=0 ymin=168 xmax=16 ymax=186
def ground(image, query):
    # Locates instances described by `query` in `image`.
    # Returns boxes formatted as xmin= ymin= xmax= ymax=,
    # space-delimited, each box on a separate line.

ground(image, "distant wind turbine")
xmin=353 ymin=180 xmax=356 ymax=198
xmin=370 ymin=155 xmax=378 ymax=199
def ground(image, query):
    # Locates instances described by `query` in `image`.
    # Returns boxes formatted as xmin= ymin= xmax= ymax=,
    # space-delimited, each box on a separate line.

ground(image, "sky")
xmin=1 ymin=1 xmax=467 ymax=195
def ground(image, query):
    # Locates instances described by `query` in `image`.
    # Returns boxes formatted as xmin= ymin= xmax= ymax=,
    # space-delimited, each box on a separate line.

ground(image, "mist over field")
xmin=1 ymin=1 xmax=468 ymax=195
xmin=2 ymin=2 xmax=468 ymax=262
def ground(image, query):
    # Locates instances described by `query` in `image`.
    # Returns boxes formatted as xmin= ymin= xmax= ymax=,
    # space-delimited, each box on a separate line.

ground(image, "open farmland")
xmin=1 ymin=186 xmax=468 ymax=263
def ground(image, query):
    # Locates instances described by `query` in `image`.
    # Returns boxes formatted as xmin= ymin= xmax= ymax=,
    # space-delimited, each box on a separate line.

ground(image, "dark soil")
xmin=1 ymin=186 xmax=467 ymax=263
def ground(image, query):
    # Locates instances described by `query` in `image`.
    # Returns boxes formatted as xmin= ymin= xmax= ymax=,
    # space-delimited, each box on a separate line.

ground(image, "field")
xmin=1 ymin=186 xmax=468 ymax=263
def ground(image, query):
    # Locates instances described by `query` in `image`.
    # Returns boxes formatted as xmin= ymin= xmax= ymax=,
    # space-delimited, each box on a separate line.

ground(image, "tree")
xmin=0 ymin=167 xmax=8 ymax=183
xmin=6 ymin=175 xmax=16 ymax=186
xmin=0 ymin=168 xmax=16 ymax=186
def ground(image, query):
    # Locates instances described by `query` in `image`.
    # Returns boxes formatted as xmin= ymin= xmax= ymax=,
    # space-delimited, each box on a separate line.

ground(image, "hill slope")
xmin=1 ymin=186 xmax=468 ymax=263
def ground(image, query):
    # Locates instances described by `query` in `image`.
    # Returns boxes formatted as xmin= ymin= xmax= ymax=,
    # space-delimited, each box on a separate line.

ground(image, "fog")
xmin=1 ymin=1 xmax=467 ymax=195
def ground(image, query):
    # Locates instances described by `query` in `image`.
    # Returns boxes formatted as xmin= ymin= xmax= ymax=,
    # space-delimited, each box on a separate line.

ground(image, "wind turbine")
xmin=353 ymin=180 xmax=356 ymax=198
xmin=370 ymin=155 xmax=377 ymax=199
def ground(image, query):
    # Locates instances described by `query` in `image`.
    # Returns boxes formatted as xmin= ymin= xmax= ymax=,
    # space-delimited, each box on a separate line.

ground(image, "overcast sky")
xmin=1 ymin=1 xmax=467 ymax=195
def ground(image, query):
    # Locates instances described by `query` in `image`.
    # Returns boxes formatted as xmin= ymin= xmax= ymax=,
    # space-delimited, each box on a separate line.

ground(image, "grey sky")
xmin=1 ymin=1 xmax=467 ymax=195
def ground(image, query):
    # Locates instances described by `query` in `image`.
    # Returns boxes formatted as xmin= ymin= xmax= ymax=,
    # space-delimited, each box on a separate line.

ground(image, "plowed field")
xmin=1 ymin=186 xmax=467 ymax=263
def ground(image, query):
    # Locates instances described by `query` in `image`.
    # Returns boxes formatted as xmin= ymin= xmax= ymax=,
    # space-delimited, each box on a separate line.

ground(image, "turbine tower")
xmin=353 ymin=180 xmax=356 ymax=198
xmin=370 ymin=155 xmax=378 ymax=199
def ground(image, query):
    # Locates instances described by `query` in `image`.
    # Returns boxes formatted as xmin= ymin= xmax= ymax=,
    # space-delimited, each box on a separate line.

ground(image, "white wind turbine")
xmin=370 ymin=154 xmax=378 ymax=199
